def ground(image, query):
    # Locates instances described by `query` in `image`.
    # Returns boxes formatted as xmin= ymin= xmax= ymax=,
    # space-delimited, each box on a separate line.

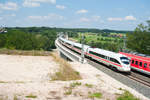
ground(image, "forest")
xmin=0 ymin=28 xmax=57 ymax=51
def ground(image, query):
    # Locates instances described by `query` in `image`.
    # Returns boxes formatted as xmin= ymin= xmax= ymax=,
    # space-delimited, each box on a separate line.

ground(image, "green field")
xmin=72 ymin=32 xmax=125 ymax=52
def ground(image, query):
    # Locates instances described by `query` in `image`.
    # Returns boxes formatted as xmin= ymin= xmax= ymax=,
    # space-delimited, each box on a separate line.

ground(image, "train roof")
xmin=90 ymin=48 xmax=124 ymax=58
xmin=120 ymin=52 xmax=150 ymax=62
xmin=73 ymin=42 xmax=90 ymax=49
xmin=59 ymin=37 xmax=74 ymax=44
xmin=59 ymin=37 xmax=90 ymax=49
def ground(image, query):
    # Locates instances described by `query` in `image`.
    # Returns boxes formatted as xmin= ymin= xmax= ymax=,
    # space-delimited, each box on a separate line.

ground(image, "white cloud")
xmin=76 ymin=9 xmax=88 ymax=14
xmin=80 ymin=17 xmax=90 ymax=22
xmin=28 ymin=16 xmax=42 ymax=20
xmin=23 ymin=0 xmax=56 ymax=7
xmin=108 ymin=15 xmax=136 ymax=21
xmin=79 ymin=16 xmax=101 ymax=23
xmin=23 ymin=1 xmax=40 ymax=7
xmin=0 ymin=2 xmax=18 ymax=10
xmin=28 ymin=13 xmax=64 ymax=21
xmin=108 ymin=17 xmax=123 ymax=21
xmin=92 ymin=16 xmax=100 ymax=21
xmin=125 ymin=15 xmax=136 ymax=20
xmin=36 ymin=0 xmax=56 ymax=4
xmin=56 ymin=5 xmax=66 ymax=10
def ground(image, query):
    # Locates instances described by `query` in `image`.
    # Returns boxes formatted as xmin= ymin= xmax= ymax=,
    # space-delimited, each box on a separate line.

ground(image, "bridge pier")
xmin=59 ymin=51 xmax=72 ymax=61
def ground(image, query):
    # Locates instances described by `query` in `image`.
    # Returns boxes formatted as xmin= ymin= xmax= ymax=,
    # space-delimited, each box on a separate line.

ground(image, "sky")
xmin=0 ymin=0 xmax=150 ymax=30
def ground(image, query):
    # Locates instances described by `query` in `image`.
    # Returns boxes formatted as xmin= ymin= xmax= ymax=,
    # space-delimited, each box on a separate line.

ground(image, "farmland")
xmin=72 ymin=32 xmax=125 ymax=52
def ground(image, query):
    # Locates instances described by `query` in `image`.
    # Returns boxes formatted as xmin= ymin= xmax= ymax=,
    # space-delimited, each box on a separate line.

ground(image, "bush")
xmin=117 ymin=90 xmax=140 ymax=100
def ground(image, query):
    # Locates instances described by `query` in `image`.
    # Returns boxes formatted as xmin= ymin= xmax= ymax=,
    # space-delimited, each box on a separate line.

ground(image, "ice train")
xmin=58 ymin=37 xmax=131 ymax=72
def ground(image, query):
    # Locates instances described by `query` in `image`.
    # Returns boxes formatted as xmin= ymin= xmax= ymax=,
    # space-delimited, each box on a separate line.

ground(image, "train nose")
xmin=123 ymin=65 xmax=131 ymax=72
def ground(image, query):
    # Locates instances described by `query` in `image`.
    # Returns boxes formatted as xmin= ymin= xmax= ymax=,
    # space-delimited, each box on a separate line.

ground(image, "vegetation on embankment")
xmin=0 ymin=48 xmax=51 ymax=56
xmin=51 ymin=52 xmax=81 ymax=81
xmin=117 ymin=90 xmax=140 ymax=100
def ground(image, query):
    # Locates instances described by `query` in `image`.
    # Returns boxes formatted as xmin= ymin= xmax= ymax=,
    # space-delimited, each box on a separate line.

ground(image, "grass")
xmin=0 ymin=48 xmax=51 ymax=56
xmin=0 ymin=81 xmax=8 ymax=83
xmin=85 ymin=83 xmax=93 ymax=88
xmin=70 ymin=82 xmax=82 ymax=88
xmin=117 ymin=90 xmax=140 ymax=100
xmin=0 ymin=81 xmax=26 ymax=84
xmin=51 ymin=52 xmax=81 ymax=81
xmin=119 ymin=88 xmax=123 ymax=90
xmin=64 ymin=82 xmax=82 ymax=95
xmin=64 ymin=89 xmax=72 ymax=95
xmin=88 ymin=92 xmax=102 ymax=99
xmin=75 ymin=71 xmax=80 ymax=75
xmin=13 ymin=95 xmax=17 ymax=100
xmin=25 ymin=94 xmax=37 ymax=98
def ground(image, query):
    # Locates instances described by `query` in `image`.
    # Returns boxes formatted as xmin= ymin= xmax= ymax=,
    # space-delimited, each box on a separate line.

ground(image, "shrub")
xmin=117 ymin=90 xmax=140 ymax=100
xmin=51 ymin=52 xmax=81 ymax=81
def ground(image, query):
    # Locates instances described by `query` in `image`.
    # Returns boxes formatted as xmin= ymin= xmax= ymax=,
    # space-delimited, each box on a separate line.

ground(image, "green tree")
xmin=0 ymin=34 xmax=6 ymax=48
xmin=127 ymin=21 xmax=150 ymax=55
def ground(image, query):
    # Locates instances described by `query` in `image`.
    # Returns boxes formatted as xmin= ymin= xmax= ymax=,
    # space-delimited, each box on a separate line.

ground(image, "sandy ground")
xmin=0 ymin=54 xmax=149 ymax=100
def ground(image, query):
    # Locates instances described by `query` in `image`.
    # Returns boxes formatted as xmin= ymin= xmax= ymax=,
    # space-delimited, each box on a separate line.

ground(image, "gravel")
xmin=87 ymin=59 xmax=150 ymax=99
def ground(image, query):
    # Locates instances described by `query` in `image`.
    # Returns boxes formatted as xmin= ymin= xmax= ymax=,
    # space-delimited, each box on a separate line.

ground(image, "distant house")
xmin=109 ymin=33 xmax=124 ymax=38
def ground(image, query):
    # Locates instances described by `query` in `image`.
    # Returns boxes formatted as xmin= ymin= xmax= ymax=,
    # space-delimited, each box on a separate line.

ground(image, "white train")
xmin=58 ymin=37 xmax=131 ymax=72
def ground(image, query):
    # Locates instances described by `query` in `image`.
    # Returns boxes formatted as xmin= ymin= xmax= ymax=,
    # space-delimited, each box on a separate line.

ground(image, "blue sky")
xmin=0 ymin=0 xmax=150 ymax=30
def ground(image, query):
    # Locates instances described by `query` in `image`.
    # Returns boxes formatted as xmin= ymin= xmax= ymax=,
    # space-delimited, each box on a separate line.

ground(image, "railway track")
xmin=127 ymin=72 xmax=150 ymax=87
xmin=87 ymin=58 xmax=150 ymax=87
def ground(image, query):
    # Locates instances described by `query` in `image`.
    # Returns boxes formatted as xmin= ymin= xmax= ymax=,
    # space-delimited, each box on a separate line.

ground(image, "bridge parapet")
xmin=55 ymin=38 xmax=87 ymax=63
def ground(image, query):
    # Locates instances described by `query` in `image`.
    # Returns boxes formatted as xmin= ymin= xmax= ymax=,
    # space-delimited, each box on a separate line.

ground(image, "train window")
xmin=110 ymin=58 xmax=120 ymax=64
xmin=89 ymin=51 xmax=106 ymax=59
xmin=144 ymin=63 xmax=147 ymax=68
xmin=100 ymin=54 xmax=105 ymax=58
xmin=135 ymin=61 xmax=138 ymax=65
xmin=149 ymin=64 xmax=150 ymax=69
xmin=74 ymin=46 xmax=81 ymax=50
xmin=120 ymin=57 xmax=129 ymax=65
xmin=139 ymin=62 xmax=142 ymax=67
xmin=66 ymin=43 xmax=71 ymax=45
xmin=132 ymin=60 xmax=134 ymax=64
xmin=89 ymin=51 xmax=96 ymax=55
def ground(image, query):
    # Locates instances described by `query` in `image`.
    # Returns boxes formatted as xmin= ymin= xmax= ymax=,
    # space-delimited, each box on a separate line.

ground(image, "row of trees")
xmin=0 ymin=28 xmax=57 ymax=51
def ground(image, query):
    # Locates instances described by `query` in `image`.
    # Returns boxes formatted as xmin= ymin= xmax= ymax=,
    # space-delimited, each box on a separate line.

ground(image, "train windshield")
xmin=120 ymin=57 xmax=130 ymax=65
